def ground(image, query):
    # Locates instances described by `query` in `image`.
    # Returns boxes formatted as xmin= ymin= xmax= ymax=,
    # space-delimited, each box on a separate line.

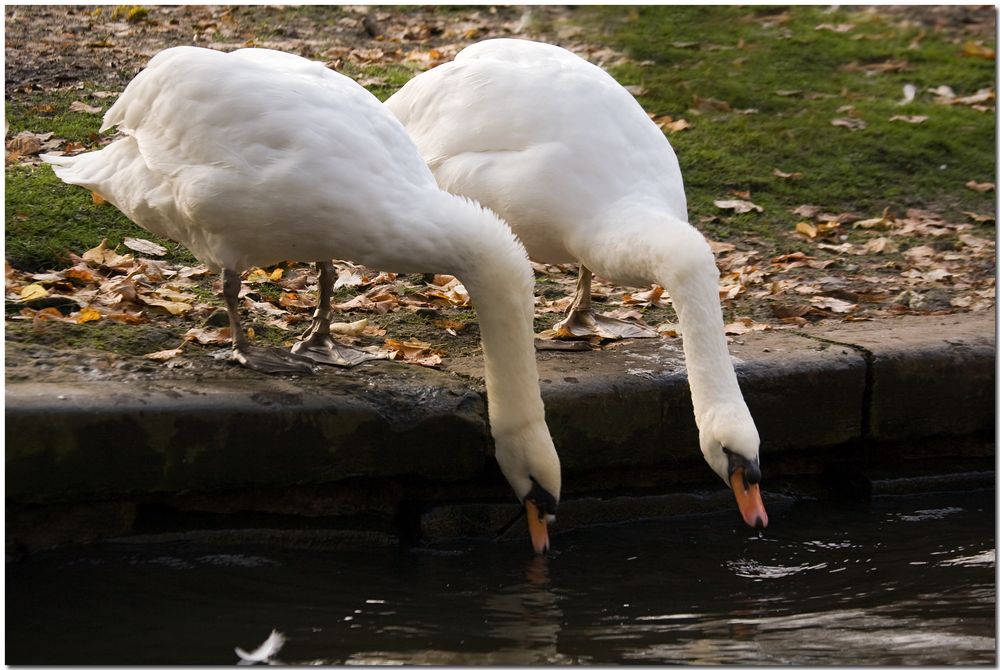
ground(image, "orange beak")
xmin=525 ymin=499 xmax=550 ymax=554
xmin=730 ymin=469 xmax=768 ymax=529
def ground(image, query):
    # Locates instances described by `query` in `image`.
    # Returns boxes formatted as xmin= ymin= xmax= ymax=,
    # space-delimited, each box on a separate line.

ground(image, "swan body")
xmin=386 ymin=38 xmax=766 ymax=528
xmin=43 ymin=46 xmax=560 ymax=551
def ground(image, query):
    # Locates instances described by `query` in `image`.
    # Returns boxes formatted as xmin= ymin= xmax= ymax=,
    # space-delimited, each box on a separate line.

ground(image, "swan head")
xmin=698 ymin=403 xmax=768 ymax=529
xmin=493 ymin=422 xmax=561 ymax=554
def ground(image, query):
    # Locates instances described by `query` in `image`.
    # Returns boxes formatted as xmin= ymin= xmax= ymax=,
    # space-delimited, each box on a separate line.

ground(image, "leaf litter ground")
xmin=4 ymin=5 xmax=995 ymax=379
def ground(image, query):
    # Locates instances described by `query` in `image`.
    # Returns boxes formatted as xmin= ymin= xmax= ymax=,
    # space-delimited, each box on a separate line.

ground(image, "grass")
xmin=577 ymin=5 xmax=994 ymax=245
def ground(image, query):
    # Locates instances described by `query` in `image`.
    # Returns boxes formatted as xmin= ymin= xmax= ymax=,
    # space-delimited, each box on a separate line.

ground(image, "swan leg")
xmin=550 ymin=265 xmax=657 ymax=340
xmin=222 ymin=268 xmax=315 ymax=374
xmin=291 ymin=261 xmax=383 ymax=367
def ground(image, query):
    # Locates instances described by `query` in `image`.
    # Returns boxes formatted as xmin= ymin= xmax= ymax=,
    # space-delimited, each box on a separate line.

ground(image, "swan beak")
xmin=525 ymin=499 xmax=550 ymax=554
xmin=730 ymin=469 xmax=768 ymax=529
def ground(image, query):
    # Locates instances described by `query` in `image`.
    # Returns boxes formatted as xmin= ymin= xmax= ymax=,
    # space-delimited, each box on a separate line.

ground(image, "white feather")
xmin=234 ymin=628 xmax=286 ymax=665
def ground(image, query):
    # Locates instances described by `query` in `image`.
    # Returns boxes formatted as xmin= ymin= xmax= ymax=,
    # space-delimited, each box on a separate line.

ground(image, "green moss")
xmin=5 ymin=165 xmax=195 ymax=271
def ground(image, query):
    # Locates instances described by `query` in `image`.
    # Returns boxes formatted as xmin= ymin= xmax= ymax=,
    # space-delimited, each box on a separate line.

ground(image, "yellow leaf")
xmin=268 ymin=267 xmax=284 ymax=281
xmin=795 ymin=222 xmax=818 ymax=238
xmin=962 ymin=41 xmax=995 ymax=60
xmin=19 ymin=283 xmax=49 ymax=301
xmin=76 ymin=306 xmax=102 ymax=324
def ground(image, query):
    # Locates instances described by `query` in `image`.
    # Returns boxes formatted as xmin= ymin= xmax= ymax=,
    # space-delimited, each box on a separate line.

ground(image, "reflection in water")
xmin=6 ymin=489 xmax=996 ymax=665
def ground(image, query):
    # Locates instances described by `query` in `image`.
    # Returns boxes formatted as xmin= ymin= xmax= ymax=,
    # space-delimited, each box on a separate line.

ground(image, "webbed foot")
xmin=233 ymin=345 xmax=315 ymax=374
xmin=291 ymin=332 xmax=385 ymax=367
xmin=546 ymin=308 xmax=658 ymax=340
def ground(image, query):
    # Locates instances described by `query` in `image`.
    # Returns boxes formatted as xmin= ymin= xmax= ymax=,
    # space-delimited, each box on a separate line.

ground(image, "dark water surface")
xmin=7 ymin=489 xmax=995 ymax=665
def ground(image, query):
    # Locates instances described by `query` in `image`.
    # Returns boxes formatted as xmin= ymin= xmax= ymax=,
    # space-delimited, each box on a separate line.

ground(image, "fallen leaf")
xmin=889 ymin=114 xmax=928 ymax=123
xmin=624 ymin=84 xmax=647 ymax=96
xmin=965 ymin=180 xmax=995 ymax=193
xmin=69 ymin=101 xmax=102 ymax=114
xmin=329 ymin=318 xmax=368 ymax=337
xmin=692 ymin=96 xmax=731 ymax=113
xmin=793 ymin=204 xmax=822 ymax=219
xmin=123 ymin=237 xmax=167 ymax=256
xmin=810 ymin=296 xmax=857 ymax=313
xmin=831 ymin=117 xmax=866 ymax=131
xmin=19 ymin=283 xmax=50 ymax=301
xmin=184 ymin=327 xmax=231 ymax=345
xmin=140 ymin=295 xmax=194 ymax=315
xmin=724 ymin=317 xmax=770 ymax=335
xmin=384 ymin=337 xmax=444 ymax=367
xmin=91 ymin=191 xmax=107 ymax=206
xmin=963 ymin=211 xmax=995 ymax=224
xmin=962 ymin=41 xmax=995 ymax=60
xmin=795 ymin=222 xmax=818 ymax=238
xmin=860 ymin=237 xmax=898 ymax=254
xmin=815 ymin=22 xmax=853 ymax=32
xmin=715 ymin=199 xmax=763 ymax=214
xmin=82 ymin=239 xmax=134 ymax=270
xmin=853 ymin=208 xmax=895 ymax=229
xmin=75 ymin=306 xmax=102 ymax=324
xmin=773 ymin=168 xmax=802 ymax=179
xmin=145 ymin=347 xmax=185 ymax=361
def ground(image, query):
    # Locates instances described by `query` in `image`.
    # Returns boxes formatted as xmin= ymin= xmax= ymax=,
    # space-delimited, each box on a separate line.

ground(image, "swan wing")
xmin=47 ymin=46 xmax=438 ymax=270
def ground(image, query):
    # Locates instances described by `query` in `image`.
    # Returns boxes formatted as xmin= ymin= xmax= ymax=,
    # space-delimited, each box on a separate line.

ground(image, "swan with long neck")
xmin=42 ymin=45 xmax=561 ymax=551
xmin=386 ymin=38 xmax=766 ymax=528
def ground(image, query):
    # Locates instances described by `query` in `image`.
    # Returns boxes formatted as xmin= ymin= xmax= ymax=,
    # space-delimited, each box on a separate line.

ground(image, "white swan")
xmin=42 ymin=46 xmax=560 ymax=552
xmin=386 ymin=38 xmax=767 ymax=528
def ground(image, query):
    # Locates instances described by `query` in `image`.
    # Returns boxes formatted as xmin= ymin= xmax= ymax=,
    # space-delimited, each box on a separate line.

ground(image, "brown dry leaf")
xmin=963 ymin=211 xmax=995 ymax=224
xmin=649 ymin=113 xmax=692 ymax=133
xmin=831 ymin=117 xmax=866 ymax=131
xmin=810 ymin=296 xmax=858 ymax=313
xmin=889 ymin=114 xmax=928 ymax=124
xmin=141 ymin=295 xmax=194 ymax=315
xmin=69 ymin=101 xmax=102 ymax=114
xmin=962 ymin=42 xmax=996 ymax=60
xmin=793 ymin=204 xmax=822 ymax=219
xmin=773 ymin=168 xmax=802 ymax=179
xmin=75 ymin=306 xmax=102 ymax=324
xmin=965 ymin=180 xmax=995 ymax=193
xmin=123 ymin=237 xmax=167 ymax=257
xmin=715 ymin=199 xmax=763 ymax=214
xmin=535 ymin=295 xmax=574 ymax=314
xmin=64 ymin=266 xmax=101 ymax=284
xmin=860 ymin=237 xmax=899 ymax=254
xmin=724 ymin=317 xmax=770 ymax=335
xmin=622 ymin=285 xmax=667 ymax=307
xmin=82 ymin=239 xmax=134 ymax=271
xmin=853 ymin=208 xmax=895 ymax=229
xmin=144 ymin=347 xmax=185 ymax=362
xmin=184 ymin=327 xmax=231 ymax=345
xmin=384 ymin=337 xmax=444 ymax=367
xmin=692 ymin=96 xmax=731 ymax=113
xmin=708 ymin=240 xmax=737 ymax=254
xmin=433 ymin=318 xmax=467 ymax=336
xmin=278 ymin=291 xmax=315 ymax=311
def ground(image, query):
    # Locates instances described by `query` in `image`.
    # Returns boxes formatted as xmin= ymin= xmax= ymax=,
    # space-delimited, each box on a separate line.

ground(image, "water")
xmin=7 ymin=489 xmax=995 ymax=665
